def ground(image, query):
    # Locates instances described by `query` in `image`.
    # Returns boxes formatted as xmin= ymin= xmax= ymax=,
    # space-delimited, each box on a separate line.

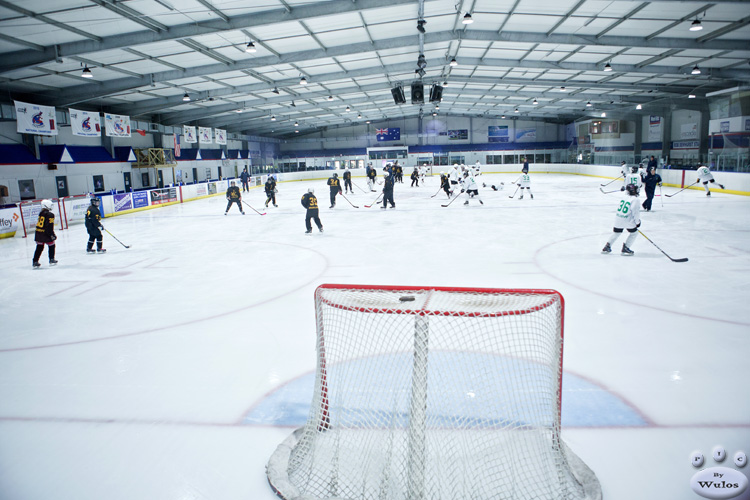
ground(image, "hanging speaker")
xmin=391 ymin=86 xmax=406 ymax=105
xmin=411 ymin=83 xmax=424 ymax=104
xmin=429 ymin=84 xmax=443 ymax=103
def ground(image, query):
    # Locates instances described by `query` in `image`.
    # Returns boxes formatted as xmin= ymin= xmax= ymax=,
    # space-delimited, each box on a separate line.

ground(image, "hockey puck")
xmin=399 ymin=295 xmax=415 ymax=302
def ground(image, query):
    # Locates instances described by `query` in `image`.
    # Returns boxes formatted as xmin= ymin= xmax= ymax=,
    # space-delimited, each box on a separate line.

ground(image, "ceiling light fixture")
xmin=245 ymin=41 xmax=257 ymax=53
xmin=299 ymin=76 xmax=307 ymax=85
xmin=294 ymin=121 xmax=298 ymax=127
xmin=501 ymin=114 xmax=506 ymax=119
xmin=450 ymin=58 xmax=458 ymax=67
xmin=272 ymin=87 xmax=279 ymax=94
xmin=560 ymin=86 xmax=566 ymax=92
xmin=182 ymin=92 xmax=190 ymax=101
xmin=295 ymin=130 xmax=299 ymax=133
xmin=533 ymin=98 xmax=538 ymax=105
xmin=688 ymin=94 xmax=696 ymax=98
xmin=358 ymin=113 xmax=362 ymax=118
xmin=604 ymin=62 xmax=612 ymax=72
xmin=601 ymin=112 xmax=606 ymax=117
xmin=346 ymin=106 xmax=350 ymax=112
xmin=514 ymin=108 xmax=519 ymax=113
xmin=586 ymin=101 xmax=592 ymax=107
xmin=271 ymin=115 xmax=276 ymax=121
xmin=366 ymin=120 xmax=371 ymax=124
xmin=81 ymin=65 xmax=93 ymax=78
xmin=689 ymin=19 xmax=703 ymax=31
xmin=432 ymin=112 xmax=437 ymax=116
xmin=328 ymin=95 xmax=333 ymax=101
xmin=691 ymin=65 xmax=701 ymax=75
xmin=443 ymin=81 xmax=448 ymax=87
xmin=462 ymin=12 xmax=473 ymax=24
xmin=636 ymin=104 xmax=643 ymax=110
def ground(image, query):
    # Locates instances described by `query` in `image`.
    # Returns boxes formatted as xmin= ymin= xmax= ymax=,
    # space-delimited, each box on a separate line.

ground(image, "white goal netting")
xmin=267 ymin=285 xmax=601 ymax=500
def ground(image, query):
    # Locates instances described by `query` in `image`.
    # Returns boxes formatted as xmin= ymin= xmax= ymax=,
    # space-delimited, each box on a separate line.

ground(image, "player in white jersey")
xmin=473 ymin=160 xmax=482 ymax=177
xmin=620 ymin=161 xmax=629 ymax=179
xmin=517 ymin=172 xmax=533 ymax=199
xmin=449 ymin=165 xmax=460 ymax=188
xmin=623 ymin=165 xmax=643 ymax=191
xmin=696 ymin=165 xmax=724 ymax=196
xmin=461 ymin=170 xmax=483 ymax=205
xmin=602 ymin=183 xmax=641 ymax=256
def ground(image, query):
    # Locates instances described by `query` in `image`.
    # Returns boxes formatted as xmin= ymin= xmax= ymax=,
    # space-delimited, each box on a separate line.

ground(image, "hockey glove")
xmin=620 ymin=186 xmax=625 ymax=191
xmin=51 ymin=234 xmax=56 ymax=241
xmin=99 ymin=225 xmax=104 ymax=230
xmin=460 ymin=189 xmax=465 ymax=193
xmin=636 ymin=222 xmax=641 ymax=228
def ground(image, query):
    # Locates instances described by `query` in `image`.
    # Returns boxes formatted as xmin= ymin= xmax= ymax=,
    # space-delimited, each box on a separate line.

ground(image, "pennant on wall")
xmin=104 ymin=113 xmax=131 ymax=137
xmin=183 ymin=125 xmax=197 ymax=143
xmin=69 ymin=108 xmax=101 ymax=137
xmin=15 ymin=100 xmax=57 ymax=136
xmin=199 ymin=127 xmax=212 ymax=144
xmin=214 ymin=128 xmax=227 ymax=145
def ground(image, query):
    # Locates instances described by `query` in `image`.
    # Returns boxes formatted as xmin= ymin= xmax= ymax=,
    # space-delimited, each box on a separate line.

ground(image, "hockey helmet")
xmin=231 ymin=181 xmax=236 ymax=185
xmin=41 ymin=199 xmax=54 ymax=210
xmin=631 ymin=166 xmax=639 ymax=173
xmin=625 ymin=183 xmax=639 ymax=196
xmin=90 ymin=197 xmax=100 ymax=206
xmin=333 ymin=172 xmax=338 ymax=178
xmin=308 ymin=188 xmax=314 ymax=194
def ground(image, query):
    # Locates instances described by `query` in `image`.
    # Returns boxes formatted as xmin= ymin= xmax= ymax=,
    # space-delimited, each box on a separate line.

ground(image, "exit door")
xmin=55 ymin=176 xmax=69 ymax=198
xmin=157 ymin=170 xmax=164 ymax=188
xmin=123 ymin=172 xmax=132 ymax=192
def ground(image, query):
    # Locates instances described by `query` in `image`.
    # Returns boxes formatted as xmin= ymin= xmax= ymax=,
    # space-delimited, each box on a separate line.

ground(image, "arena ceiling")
xmin=0 ymin=0 xmax=749 ymax=139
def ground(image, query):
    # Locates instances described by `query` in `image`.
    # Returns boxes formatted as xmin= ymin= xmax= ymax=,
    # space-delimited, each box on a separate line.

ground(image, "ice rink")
xmin=1 ymin=171 xmax=749 ymax=500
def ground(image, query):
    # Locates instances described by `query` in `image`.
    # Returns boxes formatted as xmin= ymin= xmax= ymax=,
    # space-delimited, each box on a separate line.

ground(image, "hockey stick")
xmin=659 ymin=184 xmax=664 ymax=207
xmin=338 ymin=192 xmax=359 ymax=208
xmin=508 ymin=185 xmax=521 ymax=199
xmin=637 ymin=230 xmax=688 ymax=262
xmin=103 ymin=228 xmax=130 ymax=248
xmin=664 ymin=181 xmax=698 ymax=198
xmin=600 ymin=174 xmax=624 ymax=187
xmin=352 ymin=180 xmax=368 ymax=194
xmin=600 ymin=187 xmax=622 ymax=194
xmin=441 ymin=192 xmax=463 ymax=207
xmin=364 ymin=193 xmax=383 ymax=208
xmin=430 ymin=185 xmax=443 ymax=198
xmin=242 ymin=200 xmax=266 ymax=215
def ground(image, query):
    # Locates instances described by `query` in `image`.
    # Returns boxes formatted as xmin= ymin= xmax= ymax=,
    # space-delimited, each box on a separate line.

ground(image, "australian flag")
xmin=376 ymin=127 xmax=400 ymax=141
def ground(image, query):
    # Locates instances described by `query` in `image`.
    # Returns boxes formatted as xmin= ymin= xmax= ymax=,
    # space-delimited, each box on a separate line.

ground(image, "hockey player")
xmin=461 ymin=169 xmax=483 ymax=205
xmin=32 ymin=199 xmax=57 ymax=268
xmin=367 ymin=164 xmax=377 ymax=191
xmin=225 ymin=181 xmax=244 ymax=215
xmin=327 ymin=172 xmax=342 ymax=208
xmin=381 ymin=171 xmax=396 ymax=209
xmin=517 ymin=172 xmax=533 ymax=200
xmin=410 ymin=167 xmax=419 ymax=187
xmin=240 ymin=167 xmax=250 ymax=192
xmin=440 ymin=173 xmax=453 ymax=198
xmin=343 ymin=169 xmax=353 ymax=194
xmin=449 ymin=165 xmax=460 ymax=188
xmin=85 ymin=197 xmax=107 ymax=253
xmin=619 ymin=161 xmax=629 ymax=179
xmin=602 ymin=183 xmax=641 ymax=256
xmin=483 ymin=182 xmax=504 ymax=191
xmin=642 ymin=166 xmax=662 ymax=211
xmin=623 ymin=165 xmax=643 ymax=191
xmin=264 ymin=176 xmax=277 ymax=207
xmin=696 ymin=164 xmax=724 ymax=196
xmin=474 ymin=160 xmax=482 ymax=176
xmin=301 ymin=188 xmax=323 ymax=233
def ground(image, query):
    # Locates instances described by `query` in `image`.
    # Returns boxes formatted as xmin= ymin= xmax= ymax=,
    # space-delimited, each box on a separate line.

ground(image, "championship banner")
xmin=199 ymin=127 xmax=212 ymax=144
xmin=69 ymin=108 xmax=101 ymax=137
xmin=15 ymin=100 xmax=57 ymax=136
xmin=104 ymin=113 xmax=131 ymax=137
xmin=214 ymin=128 xmax=227 ymax=145
xmin=183 ymin=126 xmax=197 ymax=143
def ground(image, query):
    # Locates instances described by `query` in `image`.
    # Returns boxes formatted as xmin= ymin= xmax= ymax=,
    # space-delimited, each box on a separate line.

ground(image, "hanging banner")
xmin=648 ymin=116 xmax=662 ymax=142
xmin=199 ymin=127 xmax=212 ymax=144
xmin=183 ymin=126 xmax=197 ymax=143
xmin=69 ymin=108 xmax=101 ymax=137
xmin=214 ymin=128 xmax=227 ymax=145
xmin=104 ymin=113 xmax=131 ymax=137
xmin=488 ymin=125 xmax=509 ymax=143
xmin=15 ymin=100 xmax=57 ymax=136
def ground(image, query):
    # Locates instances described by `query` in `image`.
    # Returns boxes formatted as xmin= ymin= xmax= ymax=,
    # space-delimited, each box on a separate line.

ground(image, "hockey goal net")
xmin=18 ymin=198 xmax=64 ymax=238
xmin=267 ymin=284 xmax=601 ymax=500
xmin=61 ymin=194 xmax=93 ymax=229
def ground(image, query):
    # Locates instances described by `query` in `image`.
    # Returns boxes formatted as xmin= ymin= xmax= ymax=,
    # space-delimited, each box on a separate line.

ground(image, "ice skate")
xmin=49 ymin=259 xmax=58 ymax=266
xmin=601 ymin=243 xmax=611 ymax=254
xmin=621 ymin=244 xmax=634 ymax=256
xmin=97 ymin=248 xmax=106 ymax=253
xmin=32 ymin=261 xmax=41 ymax=269
xmin=241 ymin=211 xmax=246 ymax=215
xmin=464 ymin=200 xmax=469 ymax=205
xmin=706 ymin=191 xmax=711 ymax=196
xmin=479 ymin=199 xmax=484 ymax=205
xmin=530 ymin=194 xmax=534 ymax=199
xmin=87 ymin=248 xmax=96 ymax=253
xmin=319 ymin=227 xmax=324 ymax=233
xmin=305 ymin=229 xmax=312 ymax=234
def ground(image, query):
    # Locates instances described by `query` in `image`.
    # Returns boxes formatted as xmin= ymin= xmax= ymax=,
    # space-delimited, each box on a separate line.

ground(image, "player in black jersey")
xmin=343 ymin=169 xmax=353 ymax=194
xmin=301 ymin=188 xmax=323 ymax=233
xmin=265 ymin=176 xmax=278 ymax=207
xmin=327 ymin=173 xmax=342 ymax=208
xmin=85 ymin=197 xmax=106 ymax=253
xmin=32 ymin=199 xmax=57 ymax=268
xmin=225 ymin=181 xmax=244 ymax=215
